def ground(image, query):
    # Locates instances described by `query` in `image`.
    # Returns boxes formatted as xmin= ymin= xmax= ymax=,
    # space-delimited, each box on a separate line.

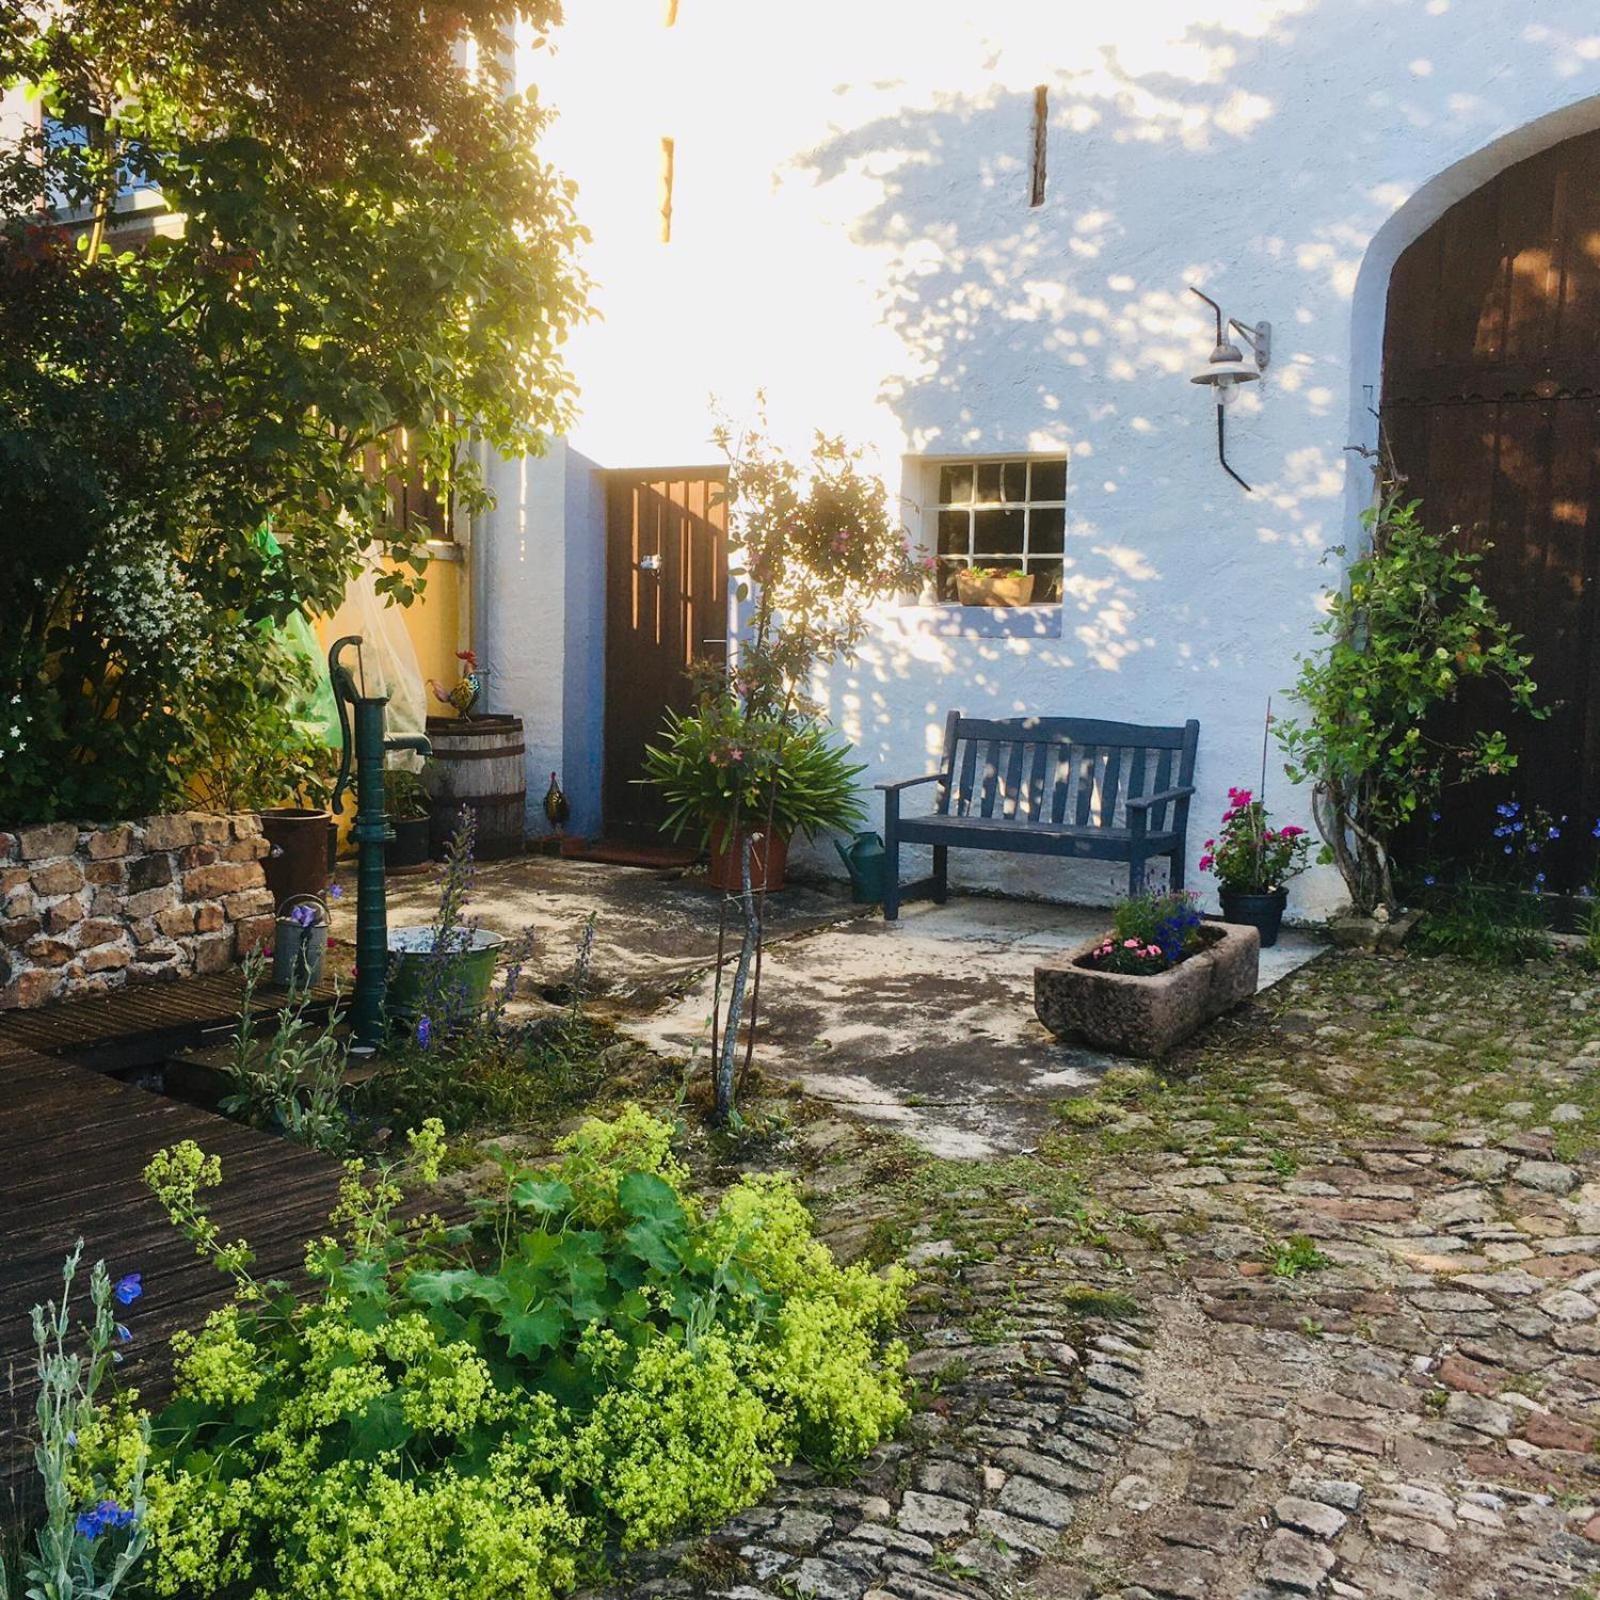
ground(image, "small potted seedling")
xmin=384 ymin=767 xmax=433 ymax=873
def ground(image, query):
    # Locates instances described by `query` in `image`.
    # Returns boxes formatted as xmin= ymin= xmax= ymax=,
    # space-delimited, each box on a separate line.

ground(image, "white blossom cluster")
xmin=83 ymin=518 xmax=207 ymax=670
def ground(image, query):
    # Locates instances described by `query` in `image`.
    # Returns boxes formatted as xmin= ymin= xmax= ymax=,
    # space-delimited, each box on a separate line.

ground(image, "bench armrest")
xmin=1125 ymin=785 xmax=1196 ymax=813
xmin=875 ymin=771 xmax=945 ymax=794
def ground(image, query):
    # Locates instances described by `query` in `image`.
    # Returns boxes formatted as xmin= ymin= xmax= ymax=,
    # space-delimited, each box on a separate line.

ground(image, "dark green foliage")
xmin=0 ymin=2 xmax=587 ymax=821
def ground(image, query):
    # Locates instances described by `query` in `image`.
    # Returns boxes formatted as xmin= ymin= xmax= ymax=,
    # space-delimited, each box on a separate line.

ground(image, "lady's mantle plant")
xmin=1276 ymin=492 xmax=1542 ymax=916
xmin=118 ymin=1108 xmax=909 ymax=1600
xmin=1199 ymin=788 xmax=1310 ymax=895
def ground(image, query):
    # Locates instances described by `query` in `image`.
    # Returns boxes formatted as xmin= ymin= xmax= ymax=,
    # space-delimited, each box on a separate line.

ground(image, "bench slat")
xmin=1002 ymin=739 xmax=1027 ymax=820
xmin=1101 ymin=743 xmax=1125 ymax=826
xmin=1074 ymin=745 xmax=1099 ymax=829
xmin=952 ymin=734 xmax=979 ymax=817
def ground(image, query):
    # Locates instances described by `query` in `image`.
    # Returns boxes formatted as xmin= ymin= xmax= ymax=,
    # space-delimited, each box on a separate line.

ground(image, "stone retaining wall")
xmin=0 ymin=814 xmax=275 ymax=1009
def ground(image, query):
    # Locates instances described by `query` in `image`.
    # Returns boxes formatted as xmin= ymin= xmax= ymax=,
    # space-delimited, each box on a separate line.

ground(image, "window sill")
xmin=891 ymin=603 xmax=1063 ymax=640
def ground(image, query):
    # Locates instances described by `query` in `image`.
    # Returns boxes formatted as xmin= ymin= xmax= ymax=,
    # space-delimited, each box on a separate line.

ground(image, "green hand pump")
xmin=329 ymin=636 xmax=431 ymax=1051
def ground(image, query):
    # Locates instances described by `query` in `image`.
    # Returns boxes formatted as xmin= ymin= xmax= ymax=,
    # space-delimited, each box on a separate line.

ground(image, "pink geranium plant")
xmin=1200 ymin=788 xmax=1311 ymax=895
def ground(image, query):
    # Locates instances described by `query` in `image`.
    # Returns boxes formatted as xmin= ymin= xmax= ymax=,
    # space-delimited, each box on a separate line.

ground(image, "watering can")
xmin=834 ymin=830 xmax=887 ymax=905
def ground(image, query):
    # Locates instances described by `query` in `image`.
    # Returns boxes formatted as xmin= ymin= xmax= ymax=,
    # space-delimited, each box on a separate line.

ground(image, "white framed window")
xmin=926 ymin=456 xmax=1066 ymax=605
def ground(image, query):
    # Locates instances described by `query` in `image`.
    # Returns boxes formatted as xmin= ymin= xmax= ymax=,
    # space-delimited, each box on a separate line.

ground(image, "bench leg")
xmin=1169 ymin=842 xmax=1186 ymax=894
xmin=932 ymin=845 xmax=949 ymax=904
xmin=883 ymin=795 xmax=901 ymax=921
xmin=1128 ymin=855 xmax=1147 ymax=897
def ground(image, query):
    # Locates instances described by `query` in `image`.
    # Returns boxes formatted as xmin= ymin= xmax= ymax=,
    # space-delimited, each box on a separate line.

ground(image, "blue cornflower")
xmin=416 ymin=1015 xmax=432 ymax=1049
xmin=1533 ymin=872 xmax=1547 ymax=889
xmin=113 ymin=1273 xmax=141 ymax=1306
xmin=1423 ymin=874 xmax=1437 ymax=887
xmin=1548 ymin=826 xmax=1562 ymax=840
xmin=1514 ymin=821 xmax=1525 ymax=833
xmin=75 ymin=1500 xmax=136 ymax=1540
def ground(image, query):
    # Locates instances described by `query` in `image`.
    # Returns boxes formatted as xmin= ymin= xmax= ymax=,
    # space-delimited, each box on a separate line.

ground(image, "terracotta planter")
xmin=957 ymin=569 xmax=1035 ymax=607
xmin=259 ymin=807 xmax=333 ymax=914
xmin=1034 ymin=922 xmax=1260 ymax=1058
xmin=707 ymin=825 xmax=790 ymax=893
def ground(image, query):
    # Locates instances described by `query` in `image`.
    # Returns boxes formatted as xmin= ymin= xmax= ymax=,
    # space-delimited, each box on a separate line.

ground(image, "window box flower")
xmin=956 ymin=567 xmax=1035 ymax=607
xmin=1035 ymin=921 xmax=1260 ymax=1058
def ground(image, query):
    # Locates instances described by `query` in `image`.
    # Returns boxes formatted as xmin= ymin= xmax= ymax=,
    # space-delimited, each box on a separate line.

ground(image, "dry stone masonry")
xmin=0 ymin=813 xmax=274 ymax=1008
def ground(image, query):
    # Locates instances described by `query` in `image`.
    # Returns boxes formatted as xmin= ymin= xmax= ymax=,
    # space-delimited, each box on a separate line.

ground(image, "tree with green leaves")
xmin=0 ymin=1 xmax=588 ymax=820
xmin=1276 ymin=488 xmax=1542 ymax=917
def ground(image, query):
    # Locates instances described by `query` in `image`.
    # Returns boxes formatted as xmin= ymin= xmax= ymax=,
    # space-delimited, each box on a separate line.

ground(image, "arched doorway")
xmin=1381 ymin=126 xmax=1600 ymax=887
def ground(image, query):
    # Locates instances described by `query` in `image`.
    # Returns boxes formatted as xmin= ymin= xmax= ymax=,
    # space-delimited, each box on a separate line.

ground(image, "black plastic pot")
xmin=1218 ymin=886 xmax=1288 ymax=949
xmin=386 ymin=816 xmax=432 ymax=873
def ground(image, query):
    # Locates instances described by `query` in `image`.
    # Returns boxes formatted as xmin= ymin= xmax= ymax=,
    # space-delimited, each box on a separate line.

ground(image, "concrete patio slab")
xmin=625 ymin=896 xmax=1325 ymax=1158
xmin=331 ymin=855 xmax=863 ymax=1009
xmin=332 ymin=856 xmax=1323 ymax=1155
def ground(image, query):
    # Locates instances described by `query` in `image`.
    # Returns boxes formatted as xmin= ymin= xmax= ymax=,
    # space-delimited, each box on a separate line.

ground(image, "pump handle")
xmin=328 ymin=635 xmax=362 ymax=814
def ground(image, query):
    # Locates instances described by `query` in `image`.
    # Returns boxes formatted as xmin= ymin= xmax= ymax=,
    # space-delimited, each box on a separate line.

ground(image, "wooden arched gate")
xmin=1382 ymin=127 xmax=1600 ymax=887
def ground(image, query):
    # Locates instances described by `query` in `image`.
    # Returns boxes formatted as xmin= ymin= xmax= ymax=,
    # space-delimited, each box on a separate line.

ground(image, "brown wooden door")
xmin=603 ymin=469 xmax=728 ymax=836
xmin=1382 ymin=128 xmax=1600 ymax=886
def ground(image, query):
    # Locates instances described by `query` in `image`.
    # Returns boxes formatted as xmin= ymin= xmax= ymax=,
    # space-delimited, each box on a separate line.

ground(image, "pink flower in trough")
xmin=1122 ymin=938 xmax=1140 ymax=949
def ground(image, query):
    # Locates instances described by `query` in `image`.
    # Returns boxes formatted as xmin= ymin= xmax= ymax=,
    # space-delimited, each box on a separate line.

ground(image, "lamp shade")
xmin=1190 ymin=340 xmax=1260 ymax=389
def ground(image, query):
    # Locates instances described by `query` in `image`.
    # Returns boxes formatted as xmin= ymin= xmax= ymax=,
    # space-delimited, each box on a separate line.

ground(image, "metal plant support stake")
xmin=329 ymin=635 xmax=432 ymax=1050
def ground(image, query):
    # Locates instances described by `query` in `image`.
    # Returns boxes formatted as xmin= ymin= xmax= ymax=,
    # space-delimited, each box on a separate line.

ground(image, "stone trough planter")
xmin=1034 ymin=921 xmax=1260 ymax=1058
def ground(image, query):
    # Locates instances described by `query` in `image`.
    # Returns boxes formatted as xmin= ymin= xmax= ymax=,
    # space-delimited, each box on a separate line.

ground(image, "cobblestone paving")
xmin=597 ymin=949 xmax=1600 ymax=1600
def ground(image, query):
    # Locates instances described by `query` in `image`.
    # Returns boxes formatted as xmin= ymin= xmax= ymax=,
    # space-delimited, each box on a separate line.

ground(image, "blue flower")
xmin=1533 ymin=872 xmax=1547 ymax=889
xmin=1504 ymin=845 xmax=1514 ymax=855
xmin=75 ymin=1500 xmax=136 ymax=1540
xmin=1429 ymin=811 xmax=1442 ymax=823
xmin=1423 ymin=874 xmax=1436 ymax=887
xmin=416 ymin=1015 xmax=432 ymax=1049
xmin=115 ymin=1323 xmax=131 ymax=1345
xmin=113 ymin=1273 xmax=141 ymax=1306
xmin=328 ymin=883 xmax=343 ymax=898
xmin=1548 ymin=826 xmax=1562 ymax=840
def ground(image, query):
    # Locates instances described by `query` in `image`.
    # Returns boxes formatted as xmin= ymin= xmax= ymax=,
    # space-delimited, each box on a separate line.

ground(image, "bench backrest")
xmin=934 ymin=713 xmax=1200 ymax=832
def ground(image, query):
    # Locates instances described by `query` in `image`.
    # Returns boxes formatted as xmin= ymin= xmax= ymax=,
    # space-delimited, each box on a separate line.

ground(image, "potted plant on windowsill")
xmin=642 ymin=696 xmax=867 ymax=893
xmin=383 ymin=766 xmax=432 ymax=873
xmin=1199 ymin=787 xmax=1311 ymax=948
xmin=1035 ymin=890 xmax=1260 ymax=1058
xmin=956 ymin=566 xmax=1035 ymax=607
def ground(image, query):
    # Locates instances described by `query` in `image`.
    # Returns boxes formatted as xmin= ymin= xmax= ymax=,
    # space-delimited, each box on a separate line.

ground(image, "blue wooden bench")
xmin=876 ymin=712 xmax=1200 ymax=920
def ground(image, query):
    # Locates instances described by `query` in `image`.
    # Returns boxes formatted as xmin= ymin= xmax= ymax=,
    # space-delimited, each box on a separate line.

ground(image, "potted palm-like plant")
xmin=1199 ymin=787 xmax=1311 ymax=948
xmin=642 ymin=697 xmax=866 ymax=892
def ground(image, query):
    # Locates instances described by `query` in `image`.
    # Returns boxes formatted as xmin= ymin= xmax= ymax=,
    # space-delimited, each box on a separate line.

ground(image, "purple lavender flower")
xmin=288 ymin=903 xmax=320 ymax=929
xmin=416 ymin=1015 xmax=432 ymax=1049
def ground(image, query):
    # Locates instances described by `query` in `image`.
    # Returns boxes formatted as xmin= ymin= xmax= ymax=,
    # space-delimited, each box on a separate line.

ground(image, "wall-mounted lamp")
xmin=1189 ymin=286 xmax=1270 ymax=493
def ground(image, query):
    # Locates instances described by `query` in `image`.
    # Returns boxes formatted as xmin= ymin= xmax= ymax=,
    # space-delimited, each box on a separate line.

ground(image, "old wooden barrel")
xmin=424 ymin=715 xmax=526 ymax=860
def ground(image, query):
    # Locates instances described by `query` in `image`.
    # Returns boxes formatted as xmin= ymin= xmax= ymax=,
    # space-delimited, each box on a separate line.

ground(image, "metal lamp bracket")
xmin=1228 ymin=317 xmax=1271 ymax=372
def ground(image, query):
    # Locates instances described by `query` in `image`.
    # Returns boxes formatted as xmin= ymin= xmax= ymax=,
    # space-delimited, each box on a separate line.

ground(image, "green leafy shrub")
xmin=1276 ymin=493 xmax=1543 ymax=915
xmin=1082 ymin=891 xmax=1207 ymax=975
xmin=124 ymin=1109 xmax=909 ymax=1598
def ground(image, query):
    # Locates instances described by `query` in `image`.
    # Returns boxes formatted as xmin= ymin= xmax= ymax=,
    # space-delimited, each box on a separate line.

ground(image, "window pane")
xmin=1000 ymin=461 xmax=1028 ymax=502
xmin=1030 ymin=459 xmax=1067 ymax=501
xmin=939 ymin=463 xmax=973 ymax=505
xmin=1026 ymin=558 xmax=1063 ymax=602
xmin=974 ymin=462 xmax=1003 ymax=504
xmin=937 ymin=559 xmax=968 ymax=601
xmin=1029 ymin=507 xmax=1065 ymax=554
xmin=973 ymin=507 xmax=1025 ymax=555
xmin=937 ymin=509 xmax=970 ymax=555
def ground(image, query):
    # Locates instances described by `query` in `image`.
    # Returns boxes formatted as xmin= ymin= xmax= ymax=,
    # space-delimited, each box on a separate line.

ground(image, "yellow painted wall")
xmin=313 ymin=548 xmax=469 ymax=846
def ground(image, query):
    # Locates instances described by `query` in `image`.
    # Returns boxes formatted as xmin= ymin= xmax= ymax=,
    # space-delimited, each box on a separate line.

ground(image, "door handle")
xmin=638 ymin=554 xmax=661 ymax=573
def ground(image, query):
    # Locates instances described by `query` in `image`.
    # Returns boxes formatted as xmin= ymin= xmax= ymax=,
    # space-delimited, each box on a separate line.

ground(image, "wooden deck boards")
xmin=1 ymin=974 xmax=346 ymax=1491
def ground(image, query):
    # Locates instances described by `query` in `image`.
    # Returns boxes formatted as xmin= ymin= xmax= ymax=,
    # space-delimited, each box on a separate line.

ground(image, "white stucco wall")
xmin=487 ymin=0 xmax=1600 ymax=916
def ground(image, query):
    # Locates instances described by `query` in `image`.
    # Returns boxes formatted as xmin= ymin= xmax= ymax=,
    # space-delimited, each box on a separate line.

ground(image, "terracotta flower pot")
xmin=707 ymin=825 xmax=790 ymax=893
xmin=956 ymin=569 xmax=1035 ymax=607
xmin=1034 ymin=922 xmax=1260 ymax=1058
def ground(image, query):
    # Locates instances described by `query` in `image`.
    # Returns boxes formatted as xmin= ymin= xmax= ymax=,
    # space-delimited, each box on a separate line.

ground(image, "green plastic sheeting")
xmin=256 ymin=526 xmax=341 ymax=748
